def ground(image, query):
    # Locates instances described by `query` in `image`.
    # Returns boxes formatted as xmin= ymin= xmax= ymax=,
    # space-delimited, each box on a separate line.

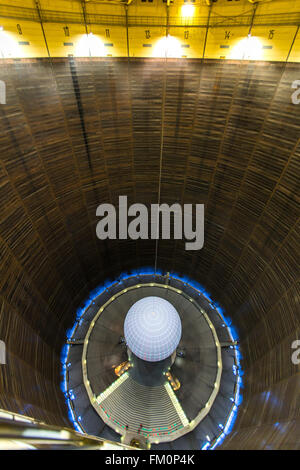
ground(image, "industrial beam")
xmin=34 ymin=0 xmax=50 ymax=57
xmin=202 ymin=2 xmax=213 ymax=59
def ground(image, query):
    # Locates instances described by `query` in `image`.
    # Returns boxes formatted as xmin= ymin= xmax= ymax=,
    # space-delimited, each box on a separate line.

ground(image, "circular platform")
xmin=64 ymin=273 xmax=240 ymax=449
xmin=83 ymin=283 xmax=221 ymax=443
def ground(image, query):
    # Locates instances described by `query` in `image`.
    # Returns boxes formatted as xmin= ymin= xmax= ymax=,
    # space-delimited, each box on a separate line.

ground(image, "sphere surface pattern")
xmin=124 ymin=296 xmax=182 ymax=362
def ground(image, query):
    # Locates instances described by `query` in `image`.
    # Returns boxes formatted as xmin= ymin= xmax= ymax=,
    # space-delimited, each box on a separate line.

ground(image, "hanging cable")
xmin=154 ymin=1 xmax=169 ymax=274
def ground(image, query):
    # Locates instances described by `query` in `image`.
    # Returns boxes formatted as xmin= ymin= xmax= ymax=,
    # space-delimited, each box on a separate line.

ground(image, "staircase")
xmin=97 ymin=374 xmax=189 ymax=442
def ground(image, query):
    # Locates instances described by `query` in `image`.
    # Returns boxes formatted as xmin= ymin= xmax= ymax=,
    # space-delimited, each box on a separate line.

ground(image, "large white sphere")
xmin=124 ymin=296 xmax=182 ymax=362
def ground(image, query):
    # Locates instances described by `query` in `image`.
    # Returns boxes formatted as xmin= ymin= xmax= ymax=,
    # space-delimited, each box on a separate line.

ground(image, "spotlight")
xmin=153 ymin=35 xmax=182 ymax=58
xmin=181 ymin=4 xmax=195 ymax=17
xmin=230 ymin=35 xmax=263 ymax=60
xmin=75 ymin=33 xmax=105 ymax=57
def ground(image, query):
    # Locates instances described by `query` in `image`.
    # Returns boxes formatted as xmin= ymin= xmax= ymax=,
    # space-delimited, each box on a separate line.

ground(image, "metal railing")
xmin=0 ymin=3 xmax=300 ymax=28
xmin=0 ymin=408 xmax=136 ymax=450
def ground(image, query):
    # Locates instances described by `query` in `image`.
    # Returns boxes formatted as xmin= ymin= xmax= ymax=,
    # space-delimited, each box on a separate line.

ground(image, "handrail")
xmin=0 ymin=408 xmax=137 ymax=450
xmin=0 ymin=3 xmax=299 ymax=28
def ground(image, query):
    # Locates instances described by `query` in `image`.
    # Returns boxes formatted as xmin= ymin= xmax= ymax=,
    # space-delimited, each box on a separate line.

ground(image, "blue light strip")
xmin=68 ymin=399 xmax=83 ymax=434
xmin=208 ymin=357 xmax=243 ymax=449
xmin=201 ymin=441 xmax=211 ymax=450
xmin=61 ymin=268 xmax=243 ymax=444
xmin=168 ymin=275 xmax=243 ymax=450
xmin=60 ymin=343 xmax=70 ymax=395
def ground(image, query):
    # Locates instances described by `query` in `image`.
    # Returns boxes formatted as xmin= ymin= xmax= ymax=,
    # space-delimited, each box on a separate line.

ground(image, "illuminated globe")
xmin=124 ymin=296 xmax=182 ymax=362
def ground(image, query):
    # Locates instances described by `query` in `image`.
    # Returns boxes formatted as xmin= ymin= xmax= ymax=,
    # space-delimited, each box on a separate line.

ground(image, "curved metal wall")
xmin=0 ymin=57 xmax=299 ymax=448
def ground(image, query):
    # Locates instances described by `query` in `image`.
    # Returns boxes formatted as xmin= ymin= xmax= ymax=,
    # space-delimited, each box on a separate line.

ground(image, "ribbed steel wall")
xmin=0 ymin=57 xmax=299 ymax=448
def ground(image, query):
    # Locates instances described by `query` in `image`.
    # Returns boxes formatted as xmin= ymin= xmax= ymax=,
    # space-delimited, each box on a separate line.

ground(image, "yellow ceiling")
xmin=0 ymin=0 xmax=299 ymax=61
